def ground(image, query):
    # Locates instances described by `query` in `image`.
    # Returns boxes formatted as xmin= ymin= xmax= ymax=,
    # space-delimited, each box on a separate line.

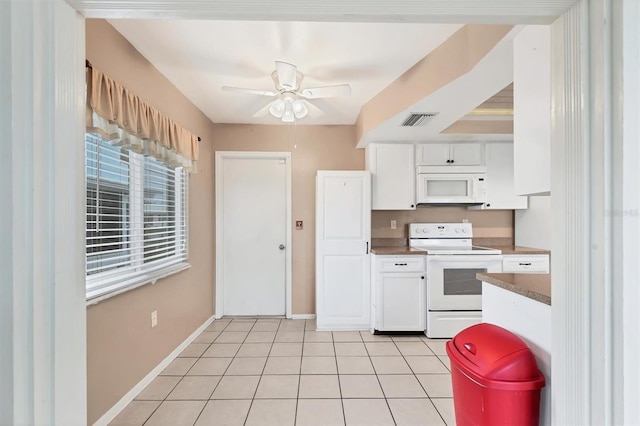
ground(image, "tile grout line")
xmin=241 ymin=317 xmax=276 ymax=426
xmin=371 ymin=337 xmax=399 ymax=426
xmin=333 ymin=344 xmax=347 ymax=426
xmin=292 ymin=322 xmax=306 ymax=425
xmin=143 ymin=319 xmax=231 ymax=426
xmin=191 ymin=319 xmax=232 ymax=426
xmin=399 ymin=337 xmax=451 ymax=426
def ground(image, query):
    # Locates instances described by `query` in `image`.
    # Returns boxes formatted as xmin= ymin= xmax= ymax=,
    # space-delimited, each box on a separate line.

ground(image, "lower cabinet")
xmin=371 ymin=254 xmax=426 ymax=332
xmin=502 ymin=254 xmax=550 ymax=273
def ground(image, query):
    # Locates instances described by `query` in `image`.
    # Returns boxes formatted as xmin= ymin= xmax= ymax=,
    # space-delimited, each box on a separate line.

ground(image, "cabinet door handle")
xmin=366 ymin=242 xmax=369 ymax=254
xmin=519 ymin=262 xmax=532 ymax=266
xmin=394 ymin=263 xmax=407 ymax=266
xmin=421 ymin=276 xmax=425 ymax=280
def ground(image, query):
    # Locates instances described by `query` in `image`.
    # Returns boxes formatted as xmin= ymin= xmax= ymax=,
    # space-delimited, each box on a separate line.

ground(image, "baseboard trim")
xmin=316 ymin=326 xmax=370 ymax=331
xmin=291 ymin=314 xmax=316 ymax=320
xmin=93 ymin=315 xmax=215 ymax=426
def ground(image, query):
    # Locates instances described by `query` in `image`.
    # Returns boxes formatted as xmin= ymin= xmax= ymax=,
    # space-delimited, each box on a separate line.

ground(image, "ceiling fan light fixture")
xmin=292 ymin=100 xmax=308 ymax=119
xmin=269 ymin=98 xmax=285 ymax=118
xmin=281 ymin=100 xmax=295 ymax=123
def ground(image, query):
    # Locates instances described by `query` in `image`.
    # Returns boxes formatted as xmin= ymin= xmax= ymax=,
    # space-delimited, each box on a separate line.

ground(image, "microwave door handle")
xmin=470 ymin=177 xmax=478 ymax=200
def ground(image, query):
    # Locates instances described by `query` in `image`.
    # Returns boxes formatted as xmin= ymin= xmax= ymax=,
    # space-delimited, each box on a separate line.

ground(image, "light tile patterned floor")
xmin=109 ymin=318 xmax=456 ymax=426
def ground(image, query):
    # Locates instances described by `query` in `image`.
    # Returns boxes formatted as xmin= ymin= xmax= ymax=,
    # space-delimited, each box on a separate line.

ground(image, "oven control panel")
xmin=409 ymin=223 xmax=473 ymax=238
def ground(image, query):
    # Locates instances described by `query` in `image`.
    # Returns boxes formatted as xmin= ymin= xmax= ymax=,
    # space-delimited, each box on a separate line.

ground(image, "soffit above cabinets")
xmin=357 ymin=26 xmax=521 ymax=147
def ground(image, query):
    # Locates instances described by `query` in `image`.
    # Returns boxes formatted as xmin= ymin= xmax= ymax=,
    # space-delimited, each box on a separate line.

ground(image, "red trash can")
xmin=446 ymin=323 xmax=546 ymax=426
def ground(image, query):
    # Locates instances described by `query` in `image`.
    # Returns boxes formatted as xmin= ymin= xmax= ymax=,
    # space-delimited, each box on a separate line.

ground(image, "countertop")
xmin=370 ymin=246 xmax=427 ymax=255
xmin=477 ymin=272 xmax=551 ymax=305
xmin=371 ymin=244 xmax=550 ymax=256
xmin=481 ymin=245 xmax=551 ymax=255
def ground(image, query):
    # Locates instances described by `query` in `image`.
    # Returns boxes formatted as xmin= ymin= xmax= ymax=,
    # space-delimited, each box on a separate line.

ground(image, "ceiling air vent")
xmin=401 ymin=113 xmax=438 ymax=127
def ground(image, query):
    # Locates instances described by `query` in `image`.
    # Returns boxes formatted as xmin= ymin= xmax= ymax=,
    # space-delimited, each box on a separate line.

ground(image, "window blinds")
xmin=85 ymin=133 xmax=188 ymax=300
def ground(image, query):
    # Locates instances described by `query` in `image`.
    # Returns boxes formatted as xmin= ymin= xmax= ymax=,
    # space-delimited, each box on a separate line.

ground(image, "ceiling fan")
xmin=222 ymin=61 xmax=351 ymax=123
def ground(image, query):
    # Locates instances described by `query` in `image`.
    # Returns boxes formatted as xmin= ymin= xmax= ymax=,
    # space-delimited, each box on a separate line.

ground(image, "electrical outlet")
xmin=390 ymin=220 xmax=397 ymax=230
xmin=151 ymin=310 xmax=158 ymax=328
xmin=462 ymin=218 xmax=469 ymax=223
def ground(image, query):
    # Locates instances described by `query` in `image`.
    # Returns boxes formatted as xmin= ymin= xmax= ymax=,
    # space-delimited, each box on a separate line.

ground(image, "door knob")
xmin=279 ymin=244 xmax=285 ymax=250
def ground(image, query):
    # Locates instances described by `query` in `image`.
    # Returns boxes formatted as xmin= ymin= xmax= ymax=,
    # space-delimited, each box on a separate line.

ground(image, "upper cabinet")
xmin=416 ymin=143 xmax=484 ymax=167
xmin=469 ymin=142 xmax=528 ymax=210
xmin=513 ymin=25 xmax=551 ymax=195
xmin=366 ymin=143 xmax=416 ymax=210
xmin=367 ymin=141 xmax=527 ymax=211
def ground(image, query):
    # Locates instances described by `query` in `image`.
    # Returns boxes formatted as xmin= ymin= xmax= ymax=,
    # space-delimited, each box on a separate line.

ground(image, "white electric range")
xmin=409 ymin=223 xmax=502 ymax=338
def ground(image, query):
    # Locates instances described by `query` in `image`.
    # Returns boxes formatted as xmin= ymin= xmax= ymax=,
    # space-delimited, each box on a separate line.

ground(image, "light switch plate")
xmin=390 ymin=220 xmax=397 ymax=230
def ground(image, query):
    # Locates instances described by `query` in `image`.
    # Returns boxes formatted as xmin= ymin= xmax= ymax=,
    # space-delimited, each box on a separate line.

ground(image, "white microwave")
xmin=416 ymin=169 xmax=487 ymax=204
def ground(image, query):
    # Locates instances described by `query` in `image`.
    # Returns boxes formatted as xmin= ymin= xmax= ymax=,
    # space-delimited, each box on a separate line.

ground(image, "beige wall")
xmin=213 ymin=124 xmax=364 ymax=314
xmin=372 ymin=208 xmax=513 ymax=241
xmin=85 ymin=20 xmax=216 ymax=424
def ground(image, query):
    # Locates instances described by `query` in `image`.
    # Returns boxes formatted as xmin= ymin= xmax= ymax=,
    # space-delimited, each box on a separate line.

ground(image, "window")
xmin=85 ymin=133 xmax=188 ymax=300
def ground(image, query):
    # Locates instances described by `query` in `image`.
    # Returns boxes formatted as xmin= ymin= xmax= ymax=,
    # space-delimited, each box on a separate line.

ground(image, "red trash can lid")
xmin=452 ymin=323 xmax=541 ymax=381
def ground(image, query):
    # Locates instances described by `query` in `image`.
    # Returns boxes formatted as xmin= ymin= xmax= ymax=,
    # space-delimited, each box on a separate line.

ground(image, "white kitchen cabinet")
xmin=415 ymin=144 xmax=450 ymax=166
xmin=416 ymin=143 xmax=484 ymax=167
xmin=365 ymin=143 xmax=416 ymax=210
xmin=469 ymin=142 xmax=528 ymax=210
xmin=482 ymin=282 xmax=551 ymax=426
xmin=514 ymin=25 xmax=551 ymax=195
xmin=502 ymin=254 xmax=550 ymax=273
xmin=371 ymin=255 xmax=426 ymax=332
xmin=316 ymin=171 xmax=371 ymax=330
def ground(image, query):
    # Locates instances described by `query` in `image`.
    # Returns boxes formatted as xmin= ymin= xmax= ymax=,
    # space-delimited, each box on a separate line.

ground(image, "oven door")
xmin=426 ymin=255 xmax=502 ymax=310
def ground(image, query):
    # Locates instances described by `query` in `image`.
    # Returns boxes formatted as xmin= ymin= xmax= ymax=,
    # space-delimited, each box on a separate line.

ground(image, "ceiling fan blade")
xmin=275 ymin=61 xmax=298 ymax=90
xmin=222 ymin=86 xmax=277 ymax=97
xmin=301 ymin=99 xmax=323 ymax=118
xmin=300 ymin=84 xmax=351 ymax=99
xmin=252 ymin=100 xmax=276 ymax=118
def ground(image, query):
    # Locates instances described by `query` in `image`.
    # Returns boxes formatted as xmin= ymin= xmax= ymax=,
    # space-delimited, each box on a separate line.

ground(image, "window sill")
xmin=86 ymin=262 xmax=191 ymax=305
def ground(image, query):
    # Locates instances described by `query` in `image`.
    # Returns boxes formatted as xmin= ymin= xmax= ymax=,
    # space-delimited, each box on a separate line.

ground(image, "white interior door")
xmin=218 ymin=154 xmax=289 ymax=316
xmin=316 ymin=171 xmax=371 ymax=330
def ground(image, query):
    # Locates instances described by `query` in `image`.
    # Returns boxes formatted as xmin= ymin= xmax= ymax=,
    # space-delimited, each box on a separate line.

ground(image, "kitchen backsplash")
xmin=372 ymin=207 xmax=514 ymax=242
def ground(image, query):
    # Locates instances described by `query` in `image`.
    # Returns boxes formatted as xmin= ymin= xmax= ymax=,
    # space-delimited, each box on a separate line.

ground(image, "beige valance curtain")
xmin=86 ymin=66 xmax=199 ymax=172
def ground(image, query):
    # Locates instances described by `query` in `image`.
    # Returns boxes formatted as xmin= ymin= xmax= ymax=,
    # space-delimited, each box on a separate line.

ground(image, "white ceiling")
xmin=107 ymin=20 xmax=463 ymax=125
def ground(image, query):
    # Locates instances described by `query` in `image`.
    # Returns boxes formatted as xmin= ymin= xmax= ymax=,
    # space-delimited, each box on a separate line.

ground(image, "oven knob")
xmin=455 ymin=228 xmax=460 ymax=233
xmin=423 ymin=228 xmax=429 ymax=234
xmin=415 ymin=228 xmax=421 ymax=234
xmin=461 ymin=228 xmax=467 ymax=233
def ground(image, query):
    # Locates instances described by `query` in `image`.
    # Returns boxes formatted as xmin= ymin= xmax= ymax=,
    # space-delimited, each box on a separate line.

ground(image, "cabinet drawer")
xmin=502 ymin=255 xmax=549 ymax=273
xmin=377 ymin=256 xmax=425 ymax=273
